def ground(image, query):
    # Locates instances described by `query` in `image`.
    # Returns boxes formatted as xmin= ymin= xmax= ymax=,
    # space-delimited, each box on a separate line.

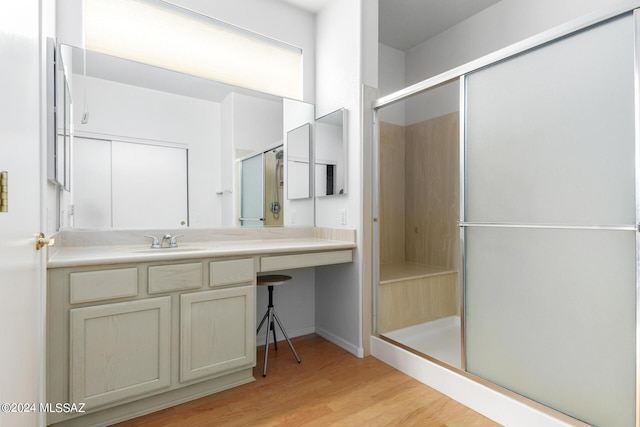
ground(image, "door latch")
xmin=36 ymin=232 xmax=55 ymax=250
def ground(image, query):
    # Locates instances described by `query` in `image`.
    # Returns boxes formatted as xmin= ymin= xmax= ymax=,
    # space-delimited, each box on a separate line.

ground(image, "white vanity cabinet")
xmin=180 ymin=285 xmax=255 ymax=382
xmin=47 ymin=257 xmax=257 ymax=427
xmin=69 ymin=297 xmax=172 ymax=409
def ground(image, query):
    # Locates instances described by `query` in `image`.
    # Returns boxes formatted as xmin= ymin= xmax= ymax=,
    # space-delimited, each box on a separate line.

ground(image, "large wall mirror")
xmin=315 ymin=109 xmax=347 ymax=197
xmin=55 ymin=43 xmax=314 ymax=230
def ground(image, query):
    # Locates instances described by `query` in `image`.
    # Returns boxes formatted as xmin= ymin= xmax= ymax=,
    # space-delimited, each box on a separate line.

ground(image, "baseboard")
xmin=316 ymin=327 xmax=364 ymax=358
xmin=370 ymin=336 xmax=585 ymax=427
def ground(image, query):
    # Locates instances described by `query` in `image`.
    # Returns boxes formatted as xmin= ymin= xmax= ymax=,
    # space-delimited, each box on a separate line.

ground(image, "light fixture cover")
xmin=85 ymin=0 xmax=303 ymax=100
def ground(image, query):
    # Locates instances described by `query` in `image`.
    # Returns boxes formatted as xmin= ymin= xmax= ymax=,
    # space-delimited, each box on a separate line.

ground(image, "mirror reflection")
xmin=239 ymin=144 xmax=284 ymax=227
xmin=286 ymin=123 xmax=311 ymax=200
xmin=315 ymin=109 xmax=346 ymax=197
xmin=57 ymin=43 xmax=313 ymax=230
xmin=49 ymin=42 xmax=72 ymax=191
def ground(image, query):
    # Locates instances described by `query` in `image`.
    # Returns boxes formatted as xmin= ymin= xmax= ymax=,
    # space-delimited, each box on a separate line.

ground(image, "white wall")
xmin=71 ymin=75 xmax=222 ymax=228
xmin=228 ymin=93 xmax=283 ymax=153
xmin=313 ymin=0 xmax=378 ymax=357
xmin=315 ymin=0 xmax=361 ymax=230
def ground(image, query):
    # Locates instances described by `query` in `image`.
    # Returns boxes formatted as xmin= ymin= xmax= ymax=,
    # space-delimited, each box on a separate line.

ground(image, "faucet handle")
xmin=144 ymin=235 xmax=161 ymax=249
xmin=169 ymin=235 xmax=183 ymax=248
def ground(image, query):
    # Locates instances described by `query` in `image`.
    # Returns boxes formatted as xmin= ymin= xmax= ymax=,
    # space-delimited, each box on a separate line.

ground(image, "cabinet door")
xmin=180 ymin=285 xmax=256 ymax=383
xmin=69 ymin=297 xmax=171 ymax=409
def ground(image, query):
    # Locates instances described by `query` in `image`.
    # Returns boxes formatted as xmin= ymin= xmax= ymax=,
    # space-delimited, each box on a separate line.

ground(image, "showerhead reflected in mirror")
xmin=315 ymin=109 xmax=346 ymax=197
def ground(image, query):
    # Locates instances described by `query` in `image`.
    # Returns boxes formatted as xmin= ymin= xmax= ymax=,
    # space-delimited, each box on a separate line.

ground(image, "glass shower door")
xmin=240 ymin=153 xmax=265 ymax=227
xmin=463 ymin=13 xmax=636 ymax=427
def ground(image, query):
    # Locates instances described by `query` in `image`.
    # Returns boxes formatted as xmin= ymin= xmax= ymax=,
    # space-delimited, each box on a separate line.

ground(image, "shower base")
xmin=383 ymin=316 xmax=461 ymax=369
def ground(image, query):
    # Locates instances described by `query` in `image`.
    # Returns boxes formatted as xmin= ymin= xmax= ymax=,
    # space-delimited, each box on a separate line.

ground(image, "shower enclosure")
xmin=376 ymin=85 xmax=461 ymax=368
xmin=374 ymin=7 xmax=638 ymax=427
xmin=239 ymin=146 xmax=284 ymax=227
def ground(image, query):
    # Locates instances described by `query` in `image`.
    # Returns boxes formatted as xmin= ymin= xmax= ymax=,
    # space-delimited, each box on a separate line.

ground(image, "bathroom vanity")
xmin=46 ymin=228 xmax=355 ymax=426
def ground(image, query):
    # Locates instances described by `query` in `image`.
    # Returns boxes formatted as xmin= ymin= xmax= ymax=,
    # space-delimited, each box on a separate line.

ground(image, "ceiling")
xmin=281 ymin=0 xmax=502 ymax=52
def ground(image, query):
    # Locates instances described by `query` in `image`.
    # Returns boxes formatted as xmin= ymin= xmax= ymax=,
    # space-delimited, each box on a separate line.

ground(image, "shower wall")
xmin=405 ymin=112 xmax=459 ymax=270
xmin=379 ymin=112 xmax=459 ymax=270
xmin=378 ymin=112 xmax=460 ymax=334
xmin=379 ymin=122 xmax=405 ymax=264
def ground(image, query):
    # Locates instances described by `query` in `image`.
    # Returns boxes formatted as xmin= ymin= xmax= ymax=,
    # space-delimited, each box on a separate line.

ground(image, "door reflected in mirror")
xmin=286 ymin=123 xmax=311 ymax=200
xmin=315 ymin=109 xmax=346 ymax=197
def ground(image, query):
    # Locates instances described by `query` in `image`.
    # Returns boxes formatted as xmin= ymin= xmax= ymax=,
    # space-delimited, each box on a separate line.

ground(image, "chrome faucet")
xmin=144 ymin=234 xmax=183 ymax=248
xmin=144 ymin=235 xmax=161 ymax=248
xmin=169 ymin=235 xmax=183 ymax=248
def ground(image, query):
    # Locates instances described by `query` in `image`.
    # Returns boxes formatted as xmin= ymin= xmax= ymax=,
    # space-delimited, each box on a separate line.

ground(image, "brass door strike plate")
xmin=0 ymin=171 xmax=7 ymax=213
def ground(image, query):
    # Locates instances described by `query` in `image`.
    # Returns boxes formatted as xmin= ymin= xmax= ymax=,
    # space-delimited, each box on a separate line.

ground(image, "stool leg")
xmin=267 ymin=285 xmax=277 ymax=351
xmin=270 ymin=317 xmax=278 ymax=351
xmin=256 ymin=309 xmax=269 ymax=334
xmin=262 ymin=307 xmax=274 ymax=377
xmin=271 ymin=309 xmax=301 ymax=363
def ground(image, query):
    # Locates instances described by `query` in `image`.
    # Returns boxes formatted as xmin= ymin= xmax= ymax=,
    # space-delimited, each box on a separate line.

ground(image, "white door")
xmin=0 ymin=2 xmax=46 ymax=426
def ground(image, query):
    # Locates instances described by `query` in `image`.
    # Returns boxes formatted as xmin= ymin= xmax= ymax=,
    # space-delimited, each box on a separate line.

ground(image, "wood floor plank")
xmin=112 ymin=334 xmax=499 ymax=427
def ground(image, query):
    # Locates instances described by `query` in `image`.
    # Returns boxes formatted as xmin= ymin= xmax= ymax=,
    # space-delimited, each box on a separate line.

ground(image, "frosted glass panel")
xmin=240 ymin=154 xmax=264 ymax=227
xmin=465 ymin=227 xmax=636 ymax=427
xmin=466 ymin=15 xmax=635 ymax=225
xmin=463 ymin=13 xmax=637 ymax=427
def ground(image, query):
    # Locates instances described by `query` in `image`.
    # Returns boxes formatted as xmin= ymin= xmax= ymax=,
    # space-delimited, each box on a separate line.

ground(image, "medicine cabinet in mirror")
xmin=287 ymin=123 xmax=311 ymax=200
xmin=53 ymin=43 xmax=315 ymax=230
xmin=315 ymin=108 xmax=347 ymax=197
xmin=47 ymin=39 xmax=72 ymax=192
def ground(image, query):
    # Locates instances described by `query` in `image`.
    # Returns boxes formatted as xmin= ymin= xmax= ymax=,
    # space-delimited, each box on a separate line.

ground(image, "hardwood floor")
xmin=113 ymin=334 xmax=499 ymax=426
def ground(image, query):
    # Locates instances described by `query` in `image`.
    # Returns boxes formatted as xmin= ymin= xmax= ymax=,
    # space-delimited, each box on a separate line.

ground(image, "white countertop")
xmin=48 ymin=229 xmax=356 ymax=268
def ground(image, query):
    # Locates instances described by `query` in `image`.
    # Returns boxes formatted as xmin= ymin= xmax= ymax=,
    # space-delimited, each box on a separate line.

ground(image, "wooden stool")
xmin=256 ymin=274 xmax=301 ymax=376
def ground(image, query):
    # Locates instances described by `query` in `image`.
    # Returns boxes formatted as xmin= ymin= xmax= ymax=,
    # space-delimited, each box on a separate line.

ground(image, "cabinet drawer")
xmin=70 ymin=268 xmax=138 ymax=304
xmin=260 ymin=250 xmax=353 ymax=272
xmin=148 ymin=263 xmax=203 ymax=294
xmin=209 ymin=258 xmax=255 ymax=287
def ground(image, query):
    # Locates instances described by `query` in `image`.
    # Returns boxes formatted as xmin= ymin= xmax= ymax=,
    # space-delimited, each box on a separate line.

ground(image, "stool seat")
xmin=257 ymin=274 xmax=292 ymax=286
xmin=256 ymin=274 xmax=300 ymax=376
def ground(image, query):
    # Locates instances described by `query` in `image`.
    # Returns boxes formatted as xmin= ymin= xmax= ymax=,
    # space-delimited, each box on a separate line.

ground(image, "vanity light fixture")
xmin=84 ymin=0 xmax=303 ymax=100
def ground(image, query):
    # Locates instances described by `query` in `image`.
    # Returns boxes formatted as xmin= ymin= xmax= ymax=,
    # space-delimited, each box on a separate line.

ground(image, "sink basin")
xmin=133 ymin=247 xmax=207 ymax=254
